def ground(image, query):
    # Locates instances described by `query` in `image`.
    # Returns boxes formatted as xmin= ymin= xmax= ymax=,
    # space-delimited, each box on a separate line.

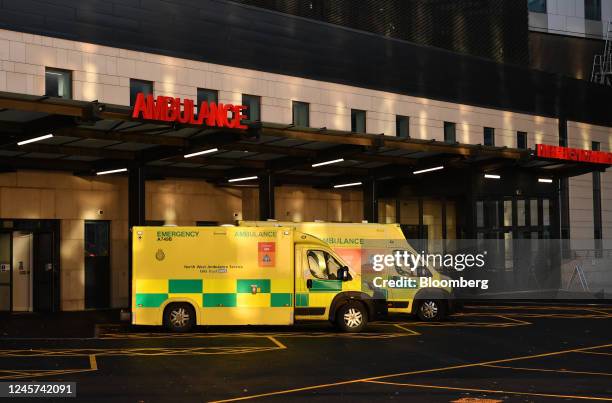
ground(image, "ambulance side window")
xmin=307 ymin=250 xmax=326 ymax=279
xmin=306 ymin=250 xmax=341 ymax=280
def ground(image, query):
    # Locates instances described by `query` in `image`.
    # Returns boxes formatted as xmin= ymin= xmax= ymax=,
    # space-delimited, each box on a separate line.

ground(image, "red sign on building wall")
xmin=131 ymin=92 xmax=248 ymax=129
xmin=536 ymin=144 xmax=612 ymax=165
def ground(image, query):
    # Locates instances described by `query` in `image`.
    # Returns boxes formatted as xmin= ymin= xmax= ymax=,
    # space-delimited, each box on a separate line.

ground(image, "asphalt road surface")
xmin=1 ymin=304 xmax=611 ymax=402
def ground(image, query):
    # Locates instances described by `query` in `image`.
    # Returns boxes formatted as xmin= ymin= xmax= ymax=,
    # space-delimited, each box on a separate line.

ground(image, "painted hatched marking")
xmin=295 ymin=293 xmax=309 ymax=307
xmin=237 ymin=279 xmax=271 ymax=293
xmin=203 ymin=293 xmax=237 ymax=307
xmin=271 ymin=293 xmax=292 ymax=307
xmin=310 ymin=280 xmax=342 ymax=292
xmin=169 ymin=279 xmax=202 ymax=293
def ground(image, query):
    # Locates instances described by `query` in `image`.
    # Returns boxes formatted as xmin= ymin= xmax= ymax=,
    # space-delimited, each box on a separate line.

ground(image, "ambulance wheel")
xmin=164 ymin=303 xmax=195 ymax=332
xmin=416 ymin=299 xmax=446 ymax=322
xmin=336 ymin=301 xmax=368 ymax=333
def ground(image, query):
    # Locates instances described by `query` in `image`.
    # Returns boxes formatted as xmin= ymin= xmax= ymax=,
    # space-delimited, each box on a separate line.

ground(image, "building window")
xmin=483 ymin=127 xmax=495 ymax=146
xmin=517 ymin=131 xmax=527 ymax=149
xmin=528 ymin=0 xmax=546 ymax=13
xmin=585 ymin=0 xmax=601 ymax=21
xmin=444 ymin=122 xmax=456 ymax=143
xmin=351 ymin=109 xmax=366 ymax=133
xmin=197 ymin=88 xmax=218 ymax=105
xmin=130 ymin=79 xmax=153 ymax=106
xmin=396 ymin=115 xmax=409 ymax=138
xmin=292 ymin=101 xmax=309 ymax=127
xmin=45 ymin=68 xmax=72 ymax=99
xmin=242 ymin=94 xmax=261 ymax=122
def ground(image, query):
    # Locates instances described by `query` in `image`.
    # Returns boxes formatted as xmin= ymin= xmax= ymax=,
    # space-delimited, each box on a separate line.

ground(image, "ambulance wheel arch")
xmin=411 ymin=288 xmax=450 ymax=322
xmin=328 ymin=292 xmax=375 ymax=329
xmin=161 ymin=298 xmax=200 ymax=332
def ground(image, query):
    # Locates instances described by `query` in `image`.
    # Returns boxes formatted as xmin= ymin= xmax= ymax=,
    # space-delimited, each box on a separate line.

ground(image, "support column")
xmin=258 ymin=171 xmax=275 ymax=220
xmin=558 ymin=117 xmax=570 ymax=241
xmin=363 ymin=178 xmax=378 ymax=223
xmin=128 ymin=166 xmax=146 ymax=307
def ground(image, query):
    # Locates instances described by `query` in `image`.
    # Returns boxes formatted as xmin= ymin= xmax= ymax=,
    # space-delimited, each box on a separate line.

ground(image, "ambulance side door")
xmin=295 ymin=245 xmax=343 ymax=318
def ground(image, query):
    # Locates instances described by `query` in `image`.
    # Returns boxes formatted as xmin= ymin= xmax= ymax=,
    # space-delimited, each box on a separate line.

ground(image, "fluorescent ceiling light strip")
xmin=312 ymin=158 xmax=344 ymax=167
xmin=17 ymin=134 xmax=53 ymax=146
xmin=184 ymin=148 xmax=218 ymax=158
xmin=228 ymin=176 xmax=258 ymax=183
xmin=538 ymin=178 xmax=553 ymax=183
xmin=334 ymin=182 xmax=362 ymax=188
xmin=484 ymin=174 xmax=501 ymax=179
xmin=97 ymin=168 xmax=128 ymax=175
xmin=413 ymin=166 xmax=444 ymax=175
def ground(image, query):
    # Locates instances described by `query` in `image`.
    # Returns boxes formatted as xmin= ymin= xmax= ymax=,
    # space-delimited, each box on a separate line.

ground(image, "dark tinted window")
xmin=517 ymin=131 xmax=527 ymax=149
xmin=85 ymin=221 xmax=109 ymax=257
xmin=242 ymin=94 xmax=261 ymax=122
xmin=292 ymin=101 xmax=309 ymax=127
xmin=351 ymin=109 xmax=366 ymax=133
xmin=484 ymin=127 xmax=495 ymax=146
xmin=197 ymin=88 xmax=218 ymax=105
xmin=45 ymin=68 xmax=72 ymax=99
xmin=528 ymin=0 xmax=546 ymax=13
xmin=396 ymin=115 xmax=409 ymax=138
xmin=130 ymin=79 xmax=153 ymax=106
xmin=444 ymin=122 xmax=456 ymax=143
xmin=585 ymin=0 xmax=601 ymax=20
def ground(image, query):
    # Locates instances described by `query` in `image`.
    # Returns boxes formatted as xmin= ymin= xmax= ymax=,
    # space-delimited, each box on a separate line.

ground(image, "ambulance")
xmin=240 ymin=221 xmax=459 ymax=321
xmin=132 ymin=226 xmax=383 ymax=332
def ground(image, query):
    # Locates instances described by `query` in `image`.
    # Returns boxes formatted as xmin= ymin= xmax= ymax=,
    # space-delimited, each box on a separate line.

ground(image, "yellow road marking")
xmin=0 ymin=353 xmax=100 ymax=380
xmin=98 ymin=331 xmax=410 ymax=339
xmin=208 ymin=342 xmax=612 ymax=403
xmin=363 ymin=380 xmax=612 ymax=401
xmin=267 ymin=336 xmax=286 ymax=349
xmin=494 ymin=315 xmax=531 ymax=325
xmin=393 ymin=324 xmax=421 ymax=335
xmin=89 ymin=354 xmax=98 ymax=370
xmin=0 ymin=346 xmax=281 ymax=357
xmin=587 ymin=309 xmax=611 ymax=316
xmin=577 ymin=351 xmax=612 ymax=357
xmin=465 ymin=305 xmax=612 ymax=311
xmin=483 ymin=364 xmax=612 ymax=377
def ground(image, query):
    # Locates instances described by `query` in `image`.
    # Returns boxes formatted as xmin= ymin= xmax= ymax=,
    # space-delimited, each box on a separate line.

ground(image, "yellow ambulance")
xmin=132 ymin=226 xmax=383 ymax=332
xmin=240 ymin=221 xmax=458 ymax=321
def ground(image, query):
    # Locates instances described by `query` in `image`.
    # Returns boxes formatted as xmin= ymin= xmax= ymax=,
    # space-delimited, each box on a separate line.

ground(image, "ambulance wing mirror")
xmin=417 ymin=266 xmax=432 ymax=278
xmin=306 ymin=279 xmax=313 ymax=289
xmin=338 ymin=266 xmax=352 ymax=281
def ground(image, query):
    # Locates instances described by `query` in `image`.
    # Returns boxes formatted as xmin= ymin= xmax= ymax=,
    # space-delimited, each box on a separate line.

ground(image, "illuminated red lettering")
xmin=131 ymin=92 xmax=249 ymax=129
xmin=536 ymin=144 xmax=612 ymax=165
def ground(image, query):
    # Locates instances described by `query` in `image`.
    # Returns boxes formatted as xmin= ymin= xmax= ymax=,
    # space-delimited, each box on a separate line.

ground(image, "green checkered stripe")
xmin=295 ymin=279 xmax=343 ymax=307
xmin=135 ymin=279 xmax=292 ymax=308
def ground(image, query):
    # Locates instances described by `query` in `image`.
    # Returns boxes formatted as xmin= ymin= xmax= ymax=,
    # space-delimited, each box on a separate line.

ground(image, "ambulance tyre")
xmin=336 ymin=301 xmax=368 ymax=333
xmin=164 ymin=303 xmax=196 ymax=332
xmin=416 ymin=299 xmax=446 ymax=322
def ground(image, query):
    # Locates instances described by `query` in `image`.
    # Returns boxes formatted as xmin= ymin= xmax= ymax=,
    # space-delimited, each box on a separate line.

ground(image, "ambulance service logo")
xmin=155 ymin=249 xmax=166 ymax=261
xmin=258 ymin=242 xmax=276 ymax=267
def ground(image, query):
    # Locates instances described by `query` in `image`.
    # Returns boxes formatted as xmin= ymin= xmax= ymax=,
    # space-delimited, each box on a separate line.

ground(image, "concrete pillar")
xmin=363 ymin=178 xmax=378 ymax=223
xmin=127 ymin=166 xmax=146 ymax=306
xmin=258 ymin=171 xmax=275 ymax=220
